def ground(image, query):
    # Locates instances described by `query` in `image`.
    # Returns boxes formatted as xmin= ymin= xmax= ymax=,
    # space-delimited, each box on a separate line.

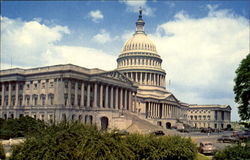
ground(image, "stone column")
xmin=110 ymin=86 xmax=114 ymax=109
xmin=140 ymin=72 xmax=143 ymax=84
xmin=1 ymin=83 xmax=5 ymax=106
xmin=80 ymin=82 xmax=85 ymax=107
xmin=149 ymin=73 xmax=152 ymax=85
xmin=115 ymin=87 xmax=119 ymax=109
xmin=15 ymin=83 xmax=19 ymax=107
xmin=68 ymin=80 xmax=71 ymax=106
xmin=87 ymin=83 xmax=90 ymax=107
xmin=8 ymin=83 xmax=11 ymax=107
xmin=100 ymin=84 xmax=103 ymax=108
xmin=22 ymin=86 xmax=25 ymax=106
xmin=135 ymin=72 xmax=138 ymax=82
xmin=149 ymin=103 xmax=152 ymax=118
xmin=128 ymin=91 xmax=132 ymax=111
xmin=124 ymin=89 xmax=127 ymax=110
xmin=74 ymin=82 xmax=78 ymax=106
xmin=93 ymin=83 xmax=97 ymax=108
xmin=120 ymin=88 xmax=123 ymax=109
xmin=105 ymin=85 xmax=109 ymax=108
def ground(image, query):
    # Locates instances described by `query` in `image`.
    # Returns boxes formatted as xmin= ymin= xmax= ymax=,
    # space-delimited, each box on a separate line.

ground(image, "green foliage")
xmin=9 ymin=122 xmax=197 ymax=160
xmin=0 ymin=116 xmax=45 ymax=139
xmin=0 ymin=142 xmax=6 ymax=160
xmin=213 ymin=142 xmax=250 ymax=160
xmin=234 ymin=53 xmax=250 ymax=120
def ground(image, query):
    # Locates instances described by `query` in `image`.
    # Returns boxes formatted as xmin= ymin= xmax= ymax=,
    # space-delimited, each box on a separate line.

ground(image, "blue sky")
xmin=1 ymin=0 xmax=249 ymax=121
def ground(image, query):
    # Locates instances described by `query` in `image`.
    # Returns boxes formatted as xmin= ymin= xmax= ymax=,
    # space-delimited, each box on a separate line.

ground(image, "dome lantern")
xmin=135 ymin=8 xmax=145 ymax=34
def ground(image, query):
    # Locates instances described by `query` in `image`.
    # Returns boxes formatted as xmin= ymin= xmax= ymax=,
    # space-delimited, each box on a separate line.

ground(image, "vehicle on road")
xmin=217 ymin=135 xmax=239 ymax=143
xmin=151 ymin=130 xmax=165 ymax=136
xmin=199 ymin=142 xmax=216 ymax=154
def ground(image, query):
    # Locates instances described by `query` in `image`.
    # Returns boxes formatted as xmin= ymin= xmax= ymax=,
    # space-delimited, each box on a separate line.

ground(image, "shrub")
xmin=213 ymin=142 xmax=250 ymax=160
xmin=0 ymin=142 xmax=5 ymax=160
xmin=9 ymin=122 xmax=197 ymax=160
xmin=0 ymin=116 xmax=45 ymax=139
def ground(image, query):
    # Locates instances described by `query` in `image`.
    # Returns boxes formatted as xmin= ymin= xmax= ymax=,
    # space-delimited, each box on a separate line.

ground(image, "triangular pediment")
xmin=97 ymin=70 xmax=133 ymax=84
xmin=165 ymin=94 xmax=179 ymax=103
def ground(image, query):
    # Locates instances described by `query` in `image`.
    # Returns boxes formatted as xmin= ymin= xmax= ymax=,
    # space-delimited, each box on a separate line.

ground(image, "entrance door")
xmin=100 ymin=117 xmax=109 ymax=130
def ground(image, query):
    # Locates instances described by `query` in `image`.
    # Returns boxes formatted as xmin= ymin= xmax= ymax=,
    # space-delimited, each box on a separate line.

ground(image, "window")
xmin=26 ymin=84 xmax=30 ymax=90
xmin=26 ymin=96 xmax=30 ymax=105
xmin=12 ymin=85 xmax=16 ymax=91
xmin=64 ymin=94 xmax=68 ymax=105
xmin=65 ymin=82 xmax=68 ymax=88
xmin=34 ymin=96 xmax=38 ymax=105
xmin=42 ymin=83 xmax=46 ymax=89
xmin=49 ymin=82 xmax=54 ymax=88
xmin=34 ymin=84 xmax=38 ymax=90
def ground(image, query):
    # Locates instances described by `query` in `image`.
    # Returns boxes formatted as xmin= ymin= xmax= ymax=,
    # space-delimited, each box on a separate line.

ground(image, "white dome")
xmin=122 ymin=33 xmax=157 ymax=54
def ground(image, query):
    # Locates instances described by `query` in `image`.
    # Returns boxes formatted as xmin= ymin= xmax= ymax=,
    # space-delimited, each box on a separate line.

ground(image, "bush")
xmin=9 ymin=122 xmax=197 ymax=160
xmin=0 ymin=142 xmax=5 ymax=160
xmin=213 ymin=142 xmax=250 ymax=160
xmin=0 ymin=116 xmax=45 ymax=139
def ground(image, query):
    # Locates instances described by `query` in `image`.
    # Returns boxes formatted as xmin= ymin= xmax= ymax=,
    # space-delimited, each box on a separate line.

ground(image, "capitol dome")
xmin=121 ymin=9 xmax=157 ymax=55
xmin=122 ymin=33 xmax=157 ymax=53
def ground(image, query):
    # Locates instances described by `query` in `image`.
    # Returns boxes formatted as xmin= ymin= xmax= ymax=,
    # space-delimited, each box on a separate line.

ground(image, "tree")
xmin=234 ymin=53 xmax=250 ymax=120
xmin=213 ymin=142 xmax=250 ymax=160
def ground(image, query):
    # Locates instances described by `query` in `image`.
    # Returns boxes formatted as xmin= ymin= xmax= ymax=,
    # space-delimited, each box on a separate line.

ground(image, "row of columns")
xmin=118 ymin=57 xmax=161 ymax=68
xmin=65 ymin=80 xmax=134 ymax=111
xmin=147 ymin=102 xmax=183 ymax=119
xmin=124 ymin=72 xmax=165 ymax=87
xmin=1 ymin=81 xmax=56 ymax=107
xmin=124 ymin=44 xmax=156 ymax=51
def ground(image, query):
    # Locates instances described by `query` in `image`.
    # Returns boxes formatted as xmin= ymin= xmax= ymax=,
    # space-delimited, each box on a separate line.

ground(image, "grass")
xmin=196 ymin=153 xmax=213 ymax=160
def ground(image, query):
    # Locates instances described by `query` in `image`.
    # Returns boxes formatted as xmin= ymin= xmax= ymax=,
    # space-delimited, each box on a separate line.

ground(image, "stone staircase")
xmin=124 ymin=112 xmax=180 ymax=135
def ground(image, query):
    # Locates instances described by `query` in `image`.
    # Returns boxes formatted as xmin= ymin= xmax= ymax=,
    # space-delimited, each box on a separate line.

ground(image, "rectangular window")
xmin=50 ymin=82 xmax=54 ymax=88
xmin=42 ymin=83 xmax=46 ymax=89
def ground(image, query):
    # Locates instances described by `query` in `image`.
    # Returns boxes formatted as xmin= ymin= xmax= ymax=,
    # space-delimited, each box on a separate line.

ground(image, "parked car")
xmin=201 ymin=127 xmax=215 ymax=133
xmin=177 ymin=128 xmax=189 ymax=133
xmin=151 ymin=130 xmax=165 ymax=136
xmin=199 ymin=142 xmax=216 ymax=154
xmin=217 ymin=135 xmax=239 ymax=143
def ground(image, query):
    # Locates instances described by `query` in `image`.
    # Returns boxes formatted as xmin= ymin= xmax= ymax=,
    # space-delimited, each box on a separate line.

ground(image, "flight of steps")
xmin=124 ymin=112 xmax=180 ymax=135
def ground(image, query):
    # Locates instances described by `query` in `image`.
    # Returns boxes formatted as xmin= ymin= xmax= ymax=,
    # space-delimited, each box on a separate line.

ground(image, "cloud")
xmin=121 ymin=0 xmax=154 ymax=16
xmin=88 ymin=10 xmax=104 ymax=23
xmin=150 ymin=6 xmax=249 ymax=120
xmin=92 ymin=29 xmax=118 ymax=44
xmin=1 ymin=16 xmax=70 ymax=67
xmin=1 ymin=16 xmax=116 ymax=71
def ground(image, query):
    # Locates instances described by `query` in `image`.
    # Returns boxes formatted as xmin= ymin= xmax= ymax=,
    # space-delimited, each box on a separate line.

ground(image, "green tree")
xmin=234 ymin=53 xmax=250 ymax=120
xmin=213 ymin=142 xmax=250 ymax=160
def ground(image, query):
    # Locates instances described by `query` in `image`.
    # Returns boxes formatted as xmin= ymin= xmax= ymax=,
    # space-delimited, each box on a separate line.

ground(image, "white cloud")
xmin=88 ymin=10 xmax=104 ymax=23
xmin=150 ymin=7 xmax=249 ymax=120
xmin=1 ymin=16 xmax=70 ymax=67
xmin=1 ymin=16 xmax=116 ymax=71
xmin=122 ymin=0 xmax=154 ymax=16
xmin=92 ymin=29 xmax=118 ymax=44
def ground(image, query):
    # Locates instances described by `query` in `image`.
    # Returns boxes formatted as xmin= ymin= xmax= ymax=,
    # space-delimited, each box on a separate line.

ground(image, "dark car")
xmin=217 ymin=135 xmax=239 ymax=143
xmin=151 ymin=130 xmax=165 ymax=136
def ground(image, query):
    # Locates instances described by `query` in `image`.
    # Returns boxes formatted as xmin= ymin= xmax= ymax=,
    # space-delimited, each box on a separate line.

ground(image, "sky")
xmin=1 ymin=0 xmax=249 ymax=121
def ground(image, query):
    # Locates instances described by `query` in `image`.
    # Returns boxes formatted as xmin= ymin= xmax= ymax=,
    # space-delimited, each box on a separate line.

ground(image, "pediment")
xmin=165 ymin=94 xmax=179 ymax=103
xmin=97 ymin=70 xmax=133 ymax=84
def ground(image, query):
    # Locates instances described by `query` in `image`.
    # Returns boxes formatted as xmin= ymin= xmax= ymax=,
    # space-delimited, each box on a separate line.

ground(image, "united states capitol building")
xmin=0 ymin=11 xmax=231 ymax=131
